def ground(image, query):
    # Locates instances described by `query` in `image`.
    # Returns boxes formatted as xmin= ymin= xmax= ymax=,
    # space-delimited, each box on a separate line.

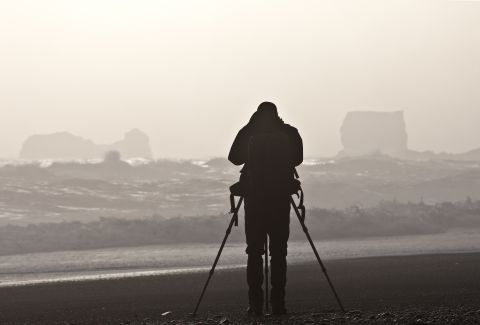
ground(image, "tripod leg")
xmin=192 ymin=197 xmax=244 ymax=316
xmin=264 ymin=235 xmax=269 ymax=313
xmin=290 ymin=198 xmax=345 ymax=312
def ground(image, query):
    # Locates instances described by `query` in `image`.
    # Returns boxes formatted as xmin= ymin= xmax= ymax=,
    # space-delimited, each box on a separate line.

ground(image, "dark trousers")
xmin=244 ymin=195 xmax=290 ymax=307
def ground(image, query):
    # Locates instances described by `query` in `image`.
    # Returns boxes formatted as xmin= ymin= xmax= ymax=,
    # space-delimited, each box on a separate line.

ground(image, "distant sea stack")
xmin=19 ymin=129 xmax=153 ymax=160
xmin=339 ymin=111 xmax=408 ymax=157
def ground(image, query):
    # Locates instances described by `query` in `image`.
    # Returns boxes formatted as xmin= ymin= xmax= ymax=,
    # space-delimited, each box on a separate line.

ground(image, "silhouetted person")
xmin=229 ymin=102 xmax=303 ymax=316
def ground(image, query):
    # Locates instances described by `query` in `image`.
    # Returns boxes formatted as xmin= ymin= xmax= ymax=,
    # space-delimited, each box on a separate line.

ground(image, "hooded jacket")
xmin=228 ymin=113 xmax=303 ymax=167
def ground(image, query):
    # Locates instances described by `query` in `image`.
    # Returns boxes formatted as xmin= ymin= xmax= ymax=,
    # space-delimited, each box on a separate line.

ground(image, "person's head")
xmin=257 ymin=101 xmax=278 ymax=117
xmin=250 ymin=102 xmax=281 ymax=130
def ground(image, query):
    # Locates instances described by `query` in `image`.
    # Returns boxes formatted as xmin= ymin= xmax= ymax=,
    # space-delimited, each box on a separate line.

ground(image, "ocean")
xmin=1 ymin=228 xmax=479 ymax=287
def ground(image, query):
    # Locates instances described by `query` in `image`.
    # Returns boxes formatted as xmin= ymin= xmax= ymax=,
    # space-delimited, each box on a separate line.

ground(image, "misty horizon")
xmin=1 ymin=1 xmax=480 ymax=159
xmin=4 ymin=108 xmax=480 ymax=161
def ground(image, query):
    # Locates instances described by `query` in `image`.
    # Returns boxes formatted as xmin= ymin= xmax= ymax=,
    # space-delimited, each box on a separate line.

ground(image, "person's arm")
xmin=228 ymin=126 xmax=251 ymax=166
xmin=290 ymin=128 xmax=303 ymax=167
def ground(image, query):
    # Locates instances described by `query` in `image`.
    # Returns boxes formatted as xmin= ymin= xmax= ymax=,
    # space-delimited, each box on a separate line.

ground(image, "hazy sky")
xmin=1 ymin=0 xmax=479 ymax=159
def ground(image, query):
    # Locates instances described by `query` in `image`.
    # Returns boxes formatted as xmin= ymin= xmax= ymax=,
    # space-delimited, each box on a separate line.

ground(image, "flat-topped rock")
xmin=339 ymin=111 xmax=408 ymax=157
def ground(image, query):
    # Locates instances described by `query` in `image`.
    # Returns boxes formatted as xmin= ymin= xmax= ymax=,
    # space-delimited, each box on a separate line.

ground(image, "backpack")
xmin=244 ymin=131 xmax=297 ymax=197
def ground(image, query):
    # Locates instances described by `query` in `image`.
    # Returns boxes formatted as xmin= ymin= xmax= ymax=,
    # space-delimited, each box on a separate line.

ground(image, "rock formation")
xmin=20 ymin=129 xmax=153 ymax=160
xmin=339 ymin=111 xmax=408 ymax=157
xmin=107 ymin=129 xmax=153 ymax=159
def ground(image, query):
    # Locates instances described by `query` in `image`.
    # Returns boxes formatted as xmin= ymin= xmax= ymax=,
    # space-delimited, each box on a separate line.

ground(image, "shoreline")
xmin=2 ymin=247 xmax=480 ymax=288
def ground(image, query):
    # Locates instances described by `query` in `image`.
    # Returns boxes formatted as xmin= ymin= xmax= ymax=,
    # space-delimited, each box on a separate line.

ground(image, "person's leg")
xmin=270 ymin=254 xmax=287 ymax=312
xmin=246 ymin=254 xmax=263 ymax=312
xmin=267 ymin=197 xmax=290 ymax=314
xmin=244 ymin=197 xmax=266 ymax=314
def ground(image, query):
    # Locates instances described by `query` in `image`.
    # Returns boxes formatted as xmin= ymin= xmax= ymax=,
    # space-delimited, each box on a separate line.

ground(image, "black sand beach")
xmin=0 ymin=253 xmax=479 ymax=324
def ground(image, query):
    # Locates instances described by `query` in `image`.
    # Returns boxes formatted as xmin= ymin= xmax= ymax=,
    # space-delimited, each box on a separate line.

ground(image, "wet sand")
xmin=0 ymin=253 xmax=479 ymax=324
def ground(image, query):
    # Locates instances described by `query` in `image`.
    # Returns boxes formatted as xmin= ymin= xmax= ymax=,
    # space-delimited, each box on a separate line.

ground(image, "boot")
xmin=247 ymin=254 xmax=264 ymax=316
xmin=271 ymin=302 xmax=287 ymax=315
xmin=247 ymin=303 xmax=263 ymax=317
xmin=270 ymin=255 xmax=287 ymax=315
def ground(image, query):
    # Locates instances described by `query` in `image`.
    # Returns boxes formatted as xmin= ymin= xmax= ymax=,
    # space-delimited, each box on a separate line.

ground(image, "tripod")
xmin=192 ymin=191 xmax=345 ymax=316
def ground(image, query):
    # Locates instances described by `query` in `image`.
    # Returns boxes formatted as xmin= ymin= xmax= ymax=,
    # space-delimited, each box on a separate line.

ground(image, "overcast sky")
xmin=1 ymin=0 xmax=479 ymax=159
